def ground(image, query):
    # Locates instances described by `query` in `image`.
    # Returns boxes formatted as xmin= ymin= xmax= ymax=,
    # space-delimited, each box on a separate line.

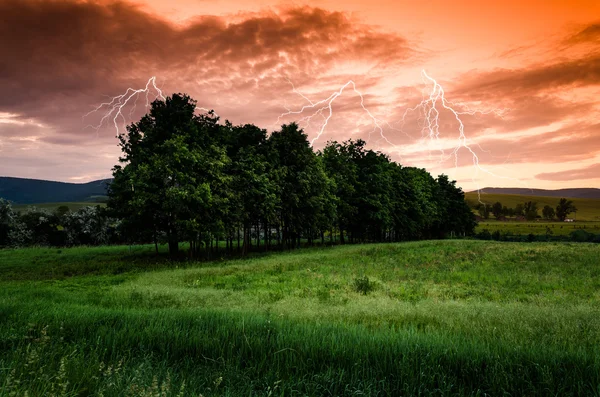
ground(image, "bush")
xmin=569 ymin=229 xmax=595 ymax=243
xmin=476 ymin=229 xmax=492 ymax=240
xmin=353 ymin=276 xmax=374 ymax=295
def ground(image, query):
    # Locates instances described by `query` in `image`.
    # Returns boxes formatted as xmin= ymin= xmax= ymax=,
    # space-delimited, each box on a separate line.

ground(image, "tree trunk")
xmin=276 ymin=225 xmax=281 ymax=248
xmin=168 ymin=239 xmax=179 ymax=258
xmin=265 ymin=219 xmax=269 ymax=252
xmin=256 ymin=222 xmax=260 ymax=250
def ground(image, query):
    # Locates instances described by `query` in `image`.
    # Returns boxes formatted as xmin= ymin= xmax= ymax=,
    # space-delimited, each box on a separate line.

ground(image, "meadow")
xmin=12 ymin=202 xmax=106 ymax=213
xmin=464 ymin=192 xmax=600 ymax=221
xmin=475 ymin=220 xmax=600 ymax=236
xmin=1 ymin=240 xmax=600 ymax=396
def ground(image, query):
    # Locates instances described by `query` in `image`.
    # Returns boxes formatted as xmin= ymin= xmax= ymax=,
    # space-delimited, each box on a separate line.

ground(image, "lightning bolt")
xmin=275 ymin=78 xmax=408 ymax=148
xmin=401 ymin=70 xmax=522 ymax=201
xmin=83 ymin=76 xmax=165 ymax=137
xmin=87 ymin=71 xmax=525 ymax=204
xmin=279 ymin=70 xmax=526 ymax=203
xmin=84 ymin=77 xmax=221 ymax=138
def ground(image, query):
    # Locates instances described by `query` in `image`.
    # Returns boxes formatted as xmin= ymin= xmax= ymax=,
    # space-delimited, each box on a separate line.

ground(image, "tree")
xmin=224 ymin=123 xmax=277 ymax=255
xmin=523 ymin=201 xmax=538 ymax=221
xmin=542 ymin=205 xmax=555 ymax=220
xmin=0 ymin=199 xmax=15 ymax=247
xmin=556 ymin=198 xmax=577 ymax=221
xmin=63 ymin=206 xmax=113 ymax=246
xmin=54 ymin=205 xmax=71 ymax=218
xmin=492 ymin=201 xmax=503 ymax=220
xmin=17 ymin=207 xmax=62 ymax=246
xmin=434 ymin=174 xmax=476 ymax=237
xmin=514 ymin=203 xmax=524 ymax=217
xmin=268 ymin=123 xmax=331 ymax=248
xmin=478 ymin=204 xmax=490 ymax=219
xmin=108 ymin=93 xmax=228 ymax=258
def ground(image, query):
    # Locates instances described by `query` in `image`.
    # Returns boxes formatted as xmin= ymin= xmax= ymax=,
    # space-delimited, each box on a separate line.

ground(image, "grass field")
xmin=464 ymin=192 xmax=600 ymax=221
xmin=475 ymin=220 xmax=600 ymax=236
xmin=1 ymin=241 xmax=600 ymax=396
xmin=12 ymin=201 xmax=105 ymax=212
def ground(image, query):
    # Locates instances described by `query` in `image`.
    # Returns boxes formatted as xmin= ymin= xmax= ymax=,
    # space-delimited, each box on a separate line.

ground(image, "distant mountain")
xmin=0 ymin=177 xmax=111 ymax=204
xmin=470 ymin=187 xmax=600 ymax=199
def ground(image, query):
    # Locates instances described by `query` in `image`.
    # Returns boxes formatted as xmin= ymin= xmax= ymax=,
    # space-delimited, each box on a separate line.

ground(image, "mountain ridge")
xmin=468 ymin=187 xmax=600 ymax=199
xmin=2 ymin=177 xmax=599 ymax=204
xmin=0 ymin=177 xmax=111 ymax=204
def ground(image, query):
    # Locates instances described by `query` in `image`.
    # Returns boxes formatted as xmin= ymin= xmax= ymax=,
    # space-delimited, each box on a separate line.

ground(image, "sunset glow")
xmin=1 ymin=0 xmax=598 ymax=190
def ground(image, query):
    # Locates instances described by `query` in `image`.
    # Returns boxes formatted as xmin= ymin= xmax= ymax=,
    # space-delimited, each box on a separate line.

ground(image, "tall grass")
xmin=2 ymin=240 xmax=600 ymax=395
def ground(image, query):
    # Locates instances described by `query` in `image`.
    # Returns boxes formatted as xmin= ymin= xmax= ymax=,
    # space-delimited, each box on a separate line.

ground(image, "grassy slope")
xmin=1 ymin=241 xmax=600 ymax=395
xmin=475 ymin=221 xmax=600 ymax=236
xmin=12 ymin=201 xmax=106 ymax=212
xmin=465 ymin=192 xmax=600 ymax=221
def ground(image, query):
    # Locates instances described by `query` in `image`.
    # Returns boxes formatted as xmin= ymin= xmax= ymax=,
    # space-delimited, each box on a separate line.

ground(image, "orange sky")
xmin=0 ymin=0 xmax=598 ymax=191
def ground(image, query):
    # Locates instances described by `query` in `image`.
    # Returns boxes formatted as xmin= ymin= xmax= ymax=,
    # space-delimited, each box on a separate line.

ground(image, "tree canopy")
xmin=106 ymin=93 xmax=476 ymax=257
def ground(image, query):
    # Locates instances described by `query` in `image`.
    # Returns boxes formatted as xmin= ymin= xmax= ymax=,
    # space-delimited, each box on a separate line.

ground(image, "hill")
xmin=470 ymin=187 xmax=600 ymax=199
xmin=1 ymin=241 xmax=600 ymax=395
xmin=464 ymin=191 xmax=600 ymax=221
xmin=0 ymin=177 xmax=111 ymax=204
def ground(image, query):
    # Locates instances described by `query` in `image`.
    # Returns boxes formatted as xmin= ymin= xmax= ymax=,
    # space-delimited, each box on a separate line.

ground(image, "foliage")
xmin=523 ymin=201 xmax=539 ymax=221
xmin=542 ymin=205 xmax=555 ymax=220
xmin=352 ymin=275 xmax=374 ymax=295
xmin=478 ymin=204 xmax=490 ymax=219
xmin=2 ymin=241 xmax=600 ymax=395
xmin=492 ymin=201 xmax=503 ymax=219
xmin=464 ymin=192 xmax=599 ymax=221
xmin=62 ymin=206 xmax=116 ymax=246
xmin=556 ymin=198 xmax=577 ymax=221
xmin=105 ymin=94 xmax=476 ymax=257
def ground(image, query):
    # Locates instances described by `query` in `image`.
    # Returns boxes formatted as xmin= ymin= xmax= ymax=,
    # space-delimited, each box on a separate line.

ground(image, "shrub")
xmin=476 ymin=229 xmax=492 ymax=240
xmin=353 ymin=276 xmax=374 ymax=295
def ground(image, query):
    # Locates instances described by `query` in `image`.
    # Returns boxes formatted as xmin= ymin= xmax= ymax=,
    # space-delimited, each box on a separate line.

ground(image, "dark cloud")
xmin=536 ymin=163 xmax=600 ymax=181
xmin=397 ymin=122 xmax=600 ymax=169
xmin=454 ymin=55 xmax=600 ymax=101
xmin=0 ymin=0 xmax=412 ymax=111
xmin=566 ymin=22 xmax=600 ymax=44
xmin=0 ymin=0 xmax=415 ymax=151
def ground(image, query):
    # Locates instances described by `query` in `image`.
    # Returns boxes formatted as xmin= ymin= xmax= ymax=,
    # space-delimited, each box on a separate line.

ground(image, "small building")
xmin=564 ymin=218 xmax=574 ymax=222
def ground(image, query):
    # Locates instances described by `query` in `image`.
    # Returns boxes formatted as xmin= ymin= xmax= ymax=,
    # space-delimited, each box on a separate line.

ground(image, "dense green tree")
xmin=523 ymin=201 xmax=539 ymax=221
xmin=542 ymin=205 xmax=555 ymax=220
xmin=63 ymin=206 xmax=114 ymax=246
xmin=108 ymin=94 xmax=228 ymax=257
xmin=434 ymin=174 xmax=477 ymax=237
xmin=0 ymin=199 xmax=15 ymax=247
xmin=224 ymin=123 xmax=277 ymax=255
xmin=492 ymin=201 xmax=503 ymax=220
xmin=478 ymin=204 xmax=490 ymax=220
xmin=18 ymin=207 xmax=63 ymax=245
xmin=556 ymin=198 xmax=577 ymax=221
xmin=514 ymin=203 xmax=524 ymax=216
xmin=268 ymin=123 xmax=331 ymax=248
xmin=321 ymin=141 xmax=359 ymax=244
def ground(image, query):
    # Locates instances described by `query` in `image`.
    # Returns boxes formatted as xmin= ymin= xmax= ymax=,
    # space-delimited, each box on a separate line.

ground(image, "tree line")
xmin=0 ymin=94 xmax=476 ymax=254
xmin=108 ymin=93 xmax=475 ymax=257
xmin=471 ymin=198 xmax=578 ymax=221
xmin=0 ymin=203 xmax=114 ymax=247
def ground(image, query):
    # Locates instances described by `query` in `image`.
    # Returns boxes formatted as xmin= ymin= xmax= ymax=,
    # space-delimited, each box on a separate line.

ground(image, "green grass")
xmin=475 ymin=220 xmax=600 ymax=236
xmin=1 ymin=241 xmax=600 ymax=395
xmin=465 ymin=192 xmax=600 ymax=221
xmin=12 ymin=201 xmax=106 ymax=212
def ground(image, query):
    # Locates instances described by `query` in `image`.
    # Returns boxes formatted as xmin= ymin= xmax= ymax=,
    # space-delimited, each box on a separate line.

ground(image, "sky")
xmin=0 ymin=0 xmax=599 ymax=191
